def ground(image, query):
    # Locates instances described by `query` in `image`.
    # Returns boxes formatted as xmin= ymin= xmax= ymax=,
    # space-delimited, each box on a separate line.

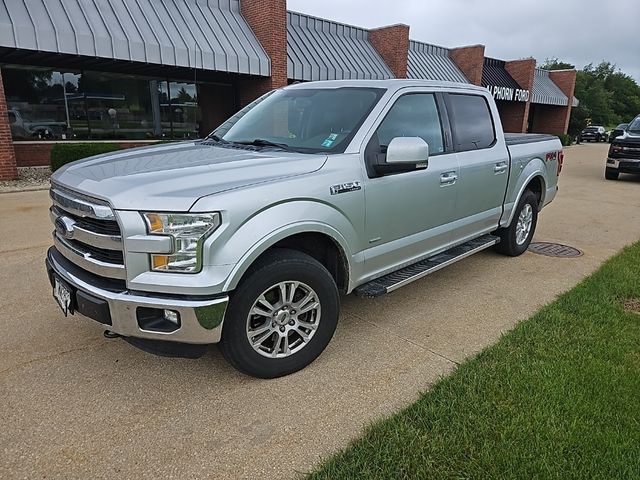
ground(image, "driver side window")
xmin=376 ymin=93 xmax=444 ymax=154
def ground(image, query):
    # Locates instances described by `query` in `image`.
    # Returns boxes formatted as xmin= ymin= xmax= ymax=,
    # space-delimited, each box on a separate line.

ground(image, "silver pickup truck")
xmin=46 ymin=80 xmax=563 ymax=378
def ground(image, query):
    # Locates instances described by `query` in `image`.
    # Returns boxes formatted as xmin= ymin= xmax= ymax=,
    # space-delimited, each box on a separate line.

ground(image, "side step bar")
xmin=354 ymin=234 xmax=500 ymax=298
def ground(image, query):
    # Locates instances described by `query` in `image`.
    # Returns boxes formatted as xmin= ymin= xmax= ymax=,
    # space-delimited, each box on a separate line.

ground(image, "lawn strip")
xmin=308 ymin=242 xmax=640 ymax=479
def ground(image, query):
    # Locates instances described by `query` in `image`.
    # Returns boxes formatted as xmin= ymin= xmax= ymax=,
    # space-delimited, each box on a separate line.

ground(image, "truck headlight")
xmin=142 ymin=212 xmax=221 ymax=273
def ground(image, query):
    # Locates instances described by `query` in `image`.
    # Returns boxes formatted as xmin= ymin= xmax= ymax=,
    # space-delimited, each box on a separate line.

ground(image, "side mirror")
xmin=386 ymin=137 xmax=429 ymax=166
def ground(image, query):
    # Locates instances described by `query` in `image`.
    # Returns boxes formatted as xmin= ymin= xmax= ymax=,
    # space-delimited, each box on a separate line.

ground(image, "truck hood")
xmin=52 ymin=141 xmax=327 ymax=211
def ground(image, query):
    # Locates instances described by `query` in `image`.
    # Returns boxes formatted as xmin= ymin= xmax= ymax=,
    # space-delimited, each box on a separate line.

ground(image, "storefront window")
xmin=81 ymin=71 xmax=155 ymax=140
xmin=168 ymin=81 xmax=199 ymax=139
xmin=2 ymin=65 xmax=222 ymax=141
xmin=3 ymin=65 xmax=80 ymax=140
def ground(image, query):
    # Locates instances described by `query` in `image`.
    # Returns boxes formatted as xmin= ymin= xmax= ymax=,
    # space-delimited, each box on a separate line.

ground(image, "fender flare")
xmin=504 ymin=166 xmax=547 ymax=228
xmin=222 ymin=221 xmax=352 ymax=292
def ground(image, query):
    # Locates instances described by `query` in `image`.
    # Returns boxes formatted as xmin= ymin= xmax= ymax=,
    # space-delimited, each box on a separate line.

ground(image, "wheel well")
xmin=525 ymin=176 xmax=544 ymax=208
xmin=262 ymin=232 xmax=349 ymax=293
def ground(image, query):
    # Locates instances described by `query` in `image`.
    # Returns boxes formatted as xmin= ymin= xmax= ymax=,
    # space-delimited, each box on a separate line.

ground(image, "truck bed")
xmin=504 ymin=133 xmax=558 ymax=146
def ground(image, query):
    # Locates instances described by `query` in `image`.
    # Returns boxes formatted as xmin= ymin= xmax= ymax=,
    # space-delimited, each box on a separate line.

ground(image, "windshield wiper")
xmin=233 ymin=139 xmax=293 ymax=151
xmin=206 ymin=134 xmax=229 ymax=144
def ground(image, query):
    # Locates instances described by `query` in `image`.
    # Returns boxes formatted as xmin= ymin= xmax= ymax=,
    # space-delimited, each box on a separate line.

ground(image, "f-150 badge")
xmin=330 ymin=182 xmax=362 ymax=195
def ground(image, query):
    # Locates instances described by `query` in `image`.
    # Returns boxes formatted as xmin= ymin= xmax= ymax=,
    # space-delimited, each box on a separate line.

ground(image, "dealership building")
xmin=0 ymin=0 xmax=577 ymax=180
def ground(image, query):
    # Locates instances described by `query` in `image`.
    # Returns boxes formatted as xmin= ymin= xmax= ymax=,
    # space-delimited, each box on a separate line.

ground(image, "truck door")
xmin=362 ymin=92 xmax=459 ymax=279
xmin=444 ymin=93 xmax=510 ymax=241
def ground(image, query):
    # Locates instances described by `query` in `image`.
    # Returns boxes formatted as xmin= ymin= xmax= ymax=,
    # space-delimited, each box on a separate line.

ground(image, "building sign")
xmin=487 ymin=85 xmax=530 ymax=102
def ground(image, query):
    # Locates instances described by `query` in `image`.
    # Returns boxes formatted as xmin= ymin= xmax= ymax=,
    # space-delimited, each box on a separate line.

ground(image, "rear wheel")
xmin=495 ymin=190 xmax=538 ymax=256
xmin=220 ymin=249 xmax=339 ymax=378
xmin=605 ymin=168 xmax=619 ymax=180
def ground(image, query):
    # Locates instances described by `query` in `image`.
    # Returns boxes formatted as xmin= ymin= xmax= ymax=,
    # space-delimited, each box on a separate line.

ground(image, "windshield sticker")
xmin=321 ymin=133 xmax=339 ymax=148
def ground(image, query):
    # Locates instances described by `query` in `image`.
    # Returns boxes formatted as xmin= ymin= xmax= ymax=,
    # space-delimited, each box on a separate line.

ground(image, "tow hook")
xmin=103 ymin=330 xmax=121 ymax=339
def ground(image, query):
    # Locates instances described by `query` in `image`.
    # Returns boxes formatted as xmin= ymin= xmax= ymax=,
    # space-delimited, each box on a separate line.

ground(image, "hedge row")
xmin=50 ymin=143 xmax=124 ymax=172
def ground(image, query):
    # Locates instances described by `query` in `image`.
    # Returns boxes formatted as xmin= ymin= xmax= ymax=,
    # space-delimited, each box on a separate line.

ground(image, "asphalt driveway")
xmin=1 ymin=143 xmax=639 ymax=479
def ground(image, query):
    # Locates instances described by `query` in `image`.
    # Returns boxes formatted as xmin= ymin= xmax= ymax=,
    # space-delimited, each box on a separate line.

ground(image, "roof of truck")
xmin=285 ymin=79 xmax=487 ymax=93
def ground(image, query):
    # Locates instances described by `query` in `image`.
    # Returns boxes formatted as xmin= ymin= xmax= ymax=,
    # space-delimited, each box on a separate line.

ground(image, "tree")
xmin=545 ymin=60 xmax=640 ymax=134
xmin=605 ymin=71 xmax=640 ymax=124
xmin=540 ymin=58 xmax=575 ymax=70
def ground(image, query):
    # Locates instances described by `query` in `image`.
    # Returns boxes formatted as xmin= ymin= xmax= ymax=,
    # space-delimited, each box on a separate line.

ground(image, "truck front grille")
xmin=65 ymin=238 xmax=125 ymax=264
xmin=50 ymin=184 xmax=126 ymax=280
xmin=72 ymin=214 xmax=121 ymax=236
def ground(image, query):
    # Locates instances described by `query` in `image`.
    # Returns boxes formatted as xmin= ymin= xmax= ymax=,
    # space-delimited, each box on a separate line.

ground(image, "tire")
xmin=495 ymin=190 xmax=538 ymax=257
xmin=219 ymin=249 xmax=339 ymax=378
xmin=605 ymin=168 xmax=619 ymax=180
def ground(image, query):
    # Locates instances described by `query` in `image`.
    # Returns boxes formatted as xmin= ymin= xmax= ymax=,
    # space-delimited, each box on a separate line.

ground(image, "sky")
xmin=287 ymin=0 xmax=640 ymax=82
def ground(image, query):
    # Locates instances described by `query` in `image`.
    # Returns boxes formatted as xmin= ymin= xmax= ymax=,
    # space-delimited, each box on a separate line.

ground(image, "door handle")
xmin=494 ymin=162 xmax=508 ymax=174
xmin=440 ymin=172 xmax=458 ymax=185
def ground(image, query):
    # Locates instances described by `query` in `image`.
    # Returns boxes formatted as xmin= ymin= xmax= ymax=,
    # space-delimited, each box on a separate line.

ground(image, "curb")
xmin=0 ymin=185 xmax=50 ymax=194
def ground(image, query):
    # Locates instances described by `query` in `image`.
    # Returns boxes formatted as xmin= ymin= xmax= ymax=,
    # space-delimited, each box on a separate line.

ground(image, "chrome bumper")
xmin=46 ymin=248 xmax=228 ymax=344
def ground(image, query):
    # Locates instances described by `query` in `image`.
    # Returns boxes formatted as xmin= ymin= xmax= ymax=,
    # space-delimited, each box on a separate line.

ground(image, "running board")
xmin=354 ymin=234 xmax=500 ymax=298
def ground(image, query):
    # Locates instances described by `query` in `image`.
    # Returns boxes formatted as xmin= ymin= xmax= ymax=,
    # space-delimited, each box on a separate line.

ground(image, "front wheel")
xmin=495 ymin=190 xmax=538 ymax=256
xmin=220 ymin=249 xmax=339 ymax=378
xmin=605 ymin=168 xmax=619 ymax=180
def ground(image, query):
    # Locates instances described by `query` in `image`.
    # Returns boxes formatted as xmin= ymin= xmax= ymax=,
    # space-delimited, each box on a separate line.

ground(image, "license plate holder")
xmin=53 ymin=276 xmax=74 ymax=317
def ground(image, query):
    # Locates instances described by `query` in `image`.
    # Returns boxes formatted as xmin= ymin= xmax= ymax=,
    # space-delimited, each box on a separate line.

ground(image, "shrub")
xmin=557 ymin=133 xmax=573 ymax=146
xmin=50 ymin=143 xmax=123 ymax=172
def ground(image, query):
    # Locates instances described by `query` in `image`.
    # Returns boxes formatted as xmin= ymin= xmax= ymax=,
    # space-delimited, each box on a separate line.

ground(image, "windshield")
xmin=584 ymin=127 xmax=598 ymax=132
xmin=627 ymin=116 xmax=640 ymax=133
xmin=211 ymin=87 xmax=385 ymax=153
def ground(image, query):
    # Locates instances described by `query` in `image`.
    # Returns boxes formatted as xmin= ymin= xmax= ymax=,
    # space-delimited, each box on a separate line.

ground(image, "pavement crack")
xmin=0 ymin=244 xmax=50 ymax=255
xmin=346 ymin=310 xmax=460 ymax=366
xmin=0 ymin=341 xmax=107 ymax=378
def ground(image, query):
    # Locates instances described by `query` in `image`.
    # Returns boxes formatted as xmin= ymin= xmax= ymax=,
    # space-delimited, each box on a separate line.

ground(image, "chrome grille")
xmin=50 ymin=185 xmax=125 ymax=280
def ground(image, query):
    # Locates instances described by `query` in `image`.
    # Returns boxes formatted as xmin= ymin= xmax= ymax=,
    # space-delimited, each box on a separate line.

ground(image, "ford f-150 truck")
xmin=46 ymin=80 xmax=563 ymax=378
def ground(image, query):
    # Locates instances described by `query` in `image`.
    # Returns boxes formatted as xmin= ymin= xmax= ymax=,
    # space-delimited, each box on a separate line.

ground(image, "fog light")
xmin=164 ymin=309 xmax=180 ymax=324
xmin=137 ymin=307 xmax=181 ymax=333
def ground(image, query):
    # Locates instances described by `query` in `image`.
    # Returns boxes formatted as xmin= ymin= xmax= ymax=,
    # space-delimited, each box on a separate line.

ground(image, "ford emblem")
xmin=55 ymin=216 xmax=76 ymax=239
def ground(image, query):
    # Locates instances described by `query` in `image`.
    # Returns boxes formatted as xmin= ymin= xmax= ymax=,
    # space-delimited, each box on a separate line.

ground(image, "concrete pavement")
xmin=1 ymin=143 xmax=639 ymax=479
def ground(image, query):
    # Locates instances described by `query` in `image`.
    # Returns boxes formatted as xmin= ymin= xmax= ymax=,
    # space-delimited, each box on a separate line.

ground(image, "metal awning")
xmin=0 ymin=0 xmax=270 ymax=76
xmin=407 ymin=41 xmax=467 ymax=83
xmin=532 ymin=68 xmax=568 ymax=106
xmin=287 ymin=11 xmax=393 ymax=81
xmin=482 ymin=58 xmax=520 ymax=90
xmin=572 ymin=96 xmax=579 ymax=107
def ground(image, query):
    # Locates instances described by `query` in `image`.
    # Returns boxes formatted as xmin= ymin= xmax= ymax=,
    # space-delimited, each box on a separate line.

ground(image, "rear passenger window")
xmin=448 ymin=94 xmax=496 ymax=151
xmin=376 ymin=94 xmax=444 ymax=155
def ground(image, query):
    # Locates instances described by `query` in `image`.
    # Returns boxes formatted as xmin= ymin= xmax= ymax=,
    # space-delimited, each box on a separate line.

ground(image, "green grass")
xmin=308 ymin=242 xmax=640 ymax=479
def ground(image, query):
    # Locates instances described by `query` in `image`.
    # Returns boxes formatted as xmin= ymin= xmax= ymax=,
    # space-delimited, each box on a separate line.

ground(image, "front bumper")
xmin=607 ymin=157 xmax=640 ymax=173
xmin=46 ymin=248 xmax=228 ymax=344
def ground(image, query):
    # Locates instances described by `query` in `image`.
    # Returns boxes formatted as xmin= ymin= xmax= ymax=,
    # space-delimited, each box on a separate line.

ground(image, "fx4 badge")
xmin=330 ymin=182 xmax=362 ymax=195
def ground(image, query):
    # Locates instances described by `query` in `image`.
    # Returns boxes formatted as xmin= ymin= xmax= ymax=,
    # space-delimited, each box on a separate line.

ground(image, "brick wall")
xmin=449 ymin=45 xmax=485 ymax=85
xmin=530 ymin=105 xmax=571 ymax=135
xmin=496 ymin=101 xmax=529 ymax=133
xmin=369 ymin=24 xmax=410 ymax=78
xmin=13 ymin=143 xmax=53 ymax=167
xmin=504 ymin=59 xmax=536 ymax=92
xmin=548 ymin=69 xmax=576 ymax=134
xmin=13 ymin=141 xmax=160 ymax=168
xmin=503 ymin=58 xmax=536 ymax=133
xmin=239 ymin=0 xmax=287 ymax=106
xmin=0 ymin=69 xmax=18 ymax=180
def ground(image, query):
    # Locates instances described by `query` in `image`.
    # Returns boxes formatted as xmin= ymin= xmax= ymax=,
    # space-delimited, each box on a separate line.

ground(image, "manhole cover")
xmin=528 ymin=242 xmax=583 ymax=257
xmin=623 ymin=298 xmax=640 ymax=315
